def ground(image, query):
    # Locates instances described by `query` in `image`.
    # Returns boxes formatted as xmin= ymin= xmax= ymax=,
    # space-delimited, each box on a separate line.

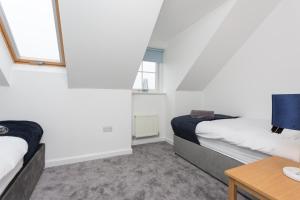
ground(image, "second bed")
xmin=172 ymin=116 xmax=300 ymax=199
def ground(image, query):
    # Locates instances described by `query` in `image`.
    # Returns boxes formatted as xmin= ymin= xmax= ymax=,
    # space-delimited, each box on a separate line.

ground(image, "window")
xmin=133 ymin=48 xmax=164 ymax=91
xmin=133 ymin=61 xmax=158 ymax=91
xmin=0 ymin=0 xmax=65 ymax=66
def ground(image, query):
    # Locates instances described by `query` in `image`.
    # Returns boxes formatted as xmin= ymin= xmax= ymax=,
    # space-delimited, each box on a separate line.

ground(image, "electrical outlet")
xmin=103 ymin=126 xmax=113 ymax=133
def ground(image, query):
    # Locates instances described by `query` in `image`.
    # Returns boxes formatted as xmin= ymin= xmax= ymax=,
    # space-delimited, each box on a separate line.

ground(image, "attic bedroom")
xmin=0 ymin=0 xmax=300 ymax=200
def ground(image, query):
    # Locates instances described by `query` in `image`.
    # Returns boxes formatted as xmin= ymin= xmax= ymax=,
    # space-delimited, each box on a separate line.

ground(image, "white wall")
xmin=204 ymin=0 xmax=300 ymax=120
xmin=163 ymin=0 xmax=235 ymax=92
xmin=0 ymin=34 xmax=13 ymax=86
xmin=174 ymin=91 xmax=204 ymax=116
xmin=178 ymin=0 xmax=280 ymax=91
xmin=0 ymin=66 xmax=132 ymax=167
xmin=150 ymin=0 xmax=224 ymax=48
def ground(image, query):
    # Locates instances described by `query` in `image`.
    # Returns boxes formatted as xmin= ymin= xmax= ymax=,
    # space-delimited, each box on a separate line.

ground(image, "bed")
xmin=0 ymin=121 xmax=44 ymax=200
xmin=172 ymin=116 xmax=300 ymax=199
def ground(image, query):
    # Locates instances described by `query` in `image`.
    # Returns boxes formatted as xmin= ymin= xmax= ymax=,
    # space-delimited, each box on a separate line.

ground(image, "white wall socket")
xmin=103 ymin=126 xmax=113 ymax=133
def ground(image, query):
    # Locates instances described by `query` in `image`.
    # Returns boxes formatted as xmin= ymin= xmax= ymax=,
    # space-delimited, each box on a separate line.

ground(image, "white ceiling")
xmin=149 ymin=0 xmax=225 ymax=48
xmin=0 ymin=33 xmax=13 ymax=86
xmin=59 ymin=0 xmax=163 ymax=89
xmin=178 ymin=0 xmax=281 ymax=91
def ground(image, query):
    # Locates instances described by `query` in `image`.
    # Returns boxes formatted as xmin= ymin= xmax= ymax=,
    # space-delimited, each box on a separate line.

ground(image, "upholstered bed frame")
xmin=0 ymin=144 xmax=45 ymax=200
xmin=174 ymin=135 xmax=255 ymax=200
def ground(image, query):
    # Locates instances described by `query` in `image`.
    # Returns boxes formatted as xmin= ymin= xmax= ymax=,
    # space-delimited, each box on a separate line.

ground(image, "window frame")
xmin=0 ymin=0 xmax=66 ymax=67
xmin=133 ymin=61 xmax=159 ymax=92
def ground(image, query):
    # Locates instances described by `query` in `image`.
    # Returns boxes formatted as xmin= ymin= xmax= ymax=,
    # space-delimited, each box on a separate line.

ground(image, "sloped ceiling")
xmin=0 ymin=33 xmax=13 ymax=86
xmin=149 ymin=0 xmax=224 ymax=48
xmin=162 ymin=0 xmax=236 ymax=92
xmin=59 ymin=0 xmax=164 ymax=89
xmin=177 ymin=0 xmax=281 ymax=91
xmin=0 ymin=72 xmax=8 ymax=86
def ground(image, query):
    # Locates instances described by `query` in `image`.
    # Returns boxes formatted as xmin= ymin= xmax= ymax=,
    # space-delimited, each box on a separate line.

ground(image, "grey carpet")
xmin=31 ymin=142 xmax=247 ymax=200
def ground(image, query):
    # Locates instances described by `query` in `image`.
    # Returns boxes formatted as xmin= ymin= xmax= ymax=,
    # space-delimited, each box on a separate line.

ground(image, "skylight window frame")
xmin=0 ymin=0 xmax=66 ymax=67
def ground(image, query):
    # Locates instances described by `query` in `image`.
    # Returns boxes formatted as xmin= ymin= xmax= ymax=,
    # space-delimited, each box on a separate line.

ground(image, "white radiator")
xmin=134 ymin=115 xmax=159 ymax=138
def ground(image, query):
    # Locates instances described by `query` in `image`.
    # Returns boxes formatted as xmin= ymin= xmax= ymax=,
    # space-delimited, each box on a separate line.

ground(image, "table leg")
xmin=228 ymin=178 xmax=237 ymax=200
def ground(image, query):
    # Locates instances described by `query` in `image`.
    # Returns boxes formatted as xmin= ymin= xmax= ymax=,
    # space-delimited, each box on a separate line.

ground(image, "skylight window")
xmin=0 ymin=0 xmax=65 ymax=66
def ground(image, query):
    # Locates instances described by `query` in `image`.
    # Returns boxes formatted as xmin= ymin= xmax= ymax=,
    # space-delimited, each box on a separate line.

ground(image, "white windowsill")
xmin=132 ymin=91 xmax=166 ymax=95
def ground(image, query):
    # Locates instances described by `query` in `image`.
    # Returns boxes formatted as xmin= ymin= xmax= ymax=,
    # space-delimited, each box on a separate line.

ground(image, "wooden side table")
xmin=225 ymin=156 xmax=300 ymax=200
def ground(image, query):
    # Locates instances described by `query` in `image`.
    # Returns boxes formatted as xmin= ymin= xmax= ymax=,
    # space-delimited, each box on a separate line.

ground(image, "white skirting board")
xmin=164 ymin=137 xmax=174 ymax=145
xmin=46 ymin=137 xmax=173 ymax=168
xmin=132 ymin=137 xmax=174 ymax=146
xmin=45 ymin=148 xmax=132 ymax=168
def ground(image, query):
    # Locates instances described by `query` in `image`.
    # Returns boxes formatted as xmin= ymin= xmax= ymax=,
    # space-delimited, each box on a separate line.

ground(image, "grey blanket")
xmin=0 ymin=125 xmax=9 ymax=134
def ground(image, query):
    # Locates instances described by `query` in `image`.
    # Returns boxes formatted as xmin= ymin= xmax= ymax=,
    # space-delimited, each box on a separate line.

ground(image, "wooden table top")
xmin=225 ymin=156 xmax=300 ymax=200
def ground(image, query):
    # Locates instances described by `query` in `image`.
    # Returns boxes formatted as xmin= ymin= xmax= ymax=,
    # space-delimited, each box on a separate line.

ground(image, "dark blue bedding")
xmin=171 ymin=114 xmax=237 ymax=144
xmin=0 ymin=121 xmax=43 ymax=163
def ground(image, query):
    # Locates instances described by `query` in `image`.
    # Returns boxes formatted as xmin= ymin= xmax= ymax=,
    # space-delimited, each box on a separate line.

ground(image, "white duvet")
xmin=196 ymin=118 xmax=300 ymax=162
xmin=0 ymin=136 xmax=28 ymax=181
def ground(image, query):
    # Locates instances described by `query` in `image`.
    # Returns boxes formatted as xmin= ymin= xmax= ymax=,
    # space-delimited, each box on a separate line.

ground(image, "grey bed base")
xmin=174 ymin=135 xmax=256 ymax=200
xmin=0 ymin=144 xmax=45 ymax=200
